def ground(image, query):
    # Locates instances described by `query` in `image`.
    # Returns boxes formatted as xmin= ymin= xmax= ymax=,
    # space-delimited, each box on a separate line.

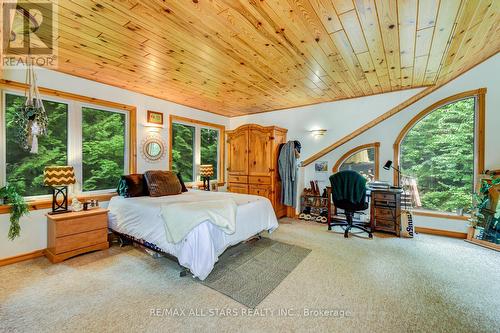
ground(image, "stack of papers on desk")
xmin=367 ymin=181 xmax=391 ymax=189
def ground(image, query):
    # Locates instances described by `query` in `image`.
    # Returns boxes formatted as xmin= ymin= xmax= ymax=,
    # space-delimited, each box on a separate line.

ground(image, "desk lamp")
xmin=383 ymin=160 xmax=402 ymax=189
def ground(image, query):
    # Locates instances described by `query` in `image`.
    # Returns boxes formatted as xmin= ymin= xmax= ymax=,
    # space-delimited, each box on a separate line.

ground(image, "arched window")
xmin=394 ymin=89 xmax=486 ymax=213
xmin=333 ymin=143 xmax=380 ymax=182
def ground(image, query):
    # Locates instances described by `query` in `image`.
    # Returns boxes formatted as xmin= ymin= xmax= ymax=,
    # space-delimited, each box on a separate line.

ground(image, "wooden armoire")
xmin=226 ymin=124 xmax=288 ymax=218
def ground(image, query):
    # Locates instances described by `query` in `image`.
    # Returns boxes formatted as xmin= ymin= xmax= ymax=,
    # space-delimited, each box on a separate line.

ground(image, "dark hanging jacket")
xmin=278 ymin=141 xmax=298 ymax=207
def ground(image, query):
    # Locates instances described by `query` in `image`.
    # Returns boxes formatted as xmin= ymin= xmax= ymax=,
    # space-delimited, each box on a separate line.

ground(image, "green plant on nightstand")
xmin=0 ymin=185 xmax=29 ymax=240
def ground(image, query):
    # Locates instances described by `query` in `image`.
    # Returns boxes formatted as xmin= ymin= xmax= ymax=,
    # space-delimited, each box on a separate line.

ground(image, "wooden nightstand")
xmin=45 ymin=208 xmax=109 ymax=263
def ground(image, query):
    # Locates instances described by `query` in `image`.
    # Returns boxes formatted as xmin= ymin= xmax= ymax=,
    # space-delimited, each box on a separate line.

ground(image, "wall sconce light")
xmin=143 ymin=124 xmax=162 ymax=132
xmin=310 ymin=129 xmax=327 ymax=137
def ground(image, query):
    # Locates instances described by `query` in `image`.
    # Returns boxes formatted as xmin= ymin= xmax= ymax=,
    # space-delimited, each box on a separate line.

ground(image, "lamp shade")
xmin=383 ymin=160 xmax=393 ymax=170
xmin=44 ymin=166 xmax=76 ymax=186
xmin=199 ymin=164 xmax=214 ymax=177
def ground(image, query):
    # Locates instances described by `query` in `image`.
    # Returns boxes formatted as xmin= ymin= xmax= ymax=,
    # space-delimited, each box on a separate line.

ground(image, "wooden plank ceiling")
xmin=26 ymin=0 xmax=500 ymax=116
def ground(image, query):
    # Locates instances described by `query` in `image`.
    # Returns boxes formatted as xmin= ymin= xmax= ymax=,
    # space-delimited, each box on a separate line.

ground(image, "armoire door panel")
xmin=248 ymin=129 xmax=272 ymax=177
xmin=227 ymin=129 xmax=248 ymax=175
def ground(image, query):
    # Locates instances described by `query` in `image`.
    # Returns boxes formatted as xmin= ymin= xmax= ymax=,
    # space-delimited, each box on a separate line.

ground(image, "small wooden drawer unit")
xmin=370 ymin=190 xmax=402 ymax=236
xmin=248 ymin=176 xmax=271 ymax=185
xmin=249 ymin=184 xmax=272 ymax=200
xmin=45 ymin=208 xmax=109 ymax=263
xmin=227 ymin=183 xmax=249 ymax=194
xmin=228 ymin=175 xmax=248 ymax=184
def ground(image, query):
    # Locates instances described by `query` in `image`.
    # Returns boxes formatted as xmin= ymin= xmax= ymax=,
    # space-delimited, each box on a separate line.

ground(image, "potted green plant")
xmin=468 ymin=174 xmax=500 ymax=239
xmin=0 ymin=185 xmax=29 ymax=240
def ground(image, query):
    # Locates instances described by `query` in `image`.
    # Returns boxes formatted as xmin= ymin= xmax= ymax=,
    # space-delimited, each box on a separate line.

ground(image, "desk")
xmin=326 ymin=187 xmax=403 ymax=236
xmin=370 ymin=189 xmax=403 ymax=236
xmin=327 ymin=186 xmax=370 ymax=224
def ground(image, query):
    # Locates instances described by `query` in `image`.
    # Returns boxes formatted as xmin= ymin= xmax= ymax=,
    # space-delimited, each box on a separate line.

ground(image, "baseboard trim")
xmin=0 ymin=249 xmax=46 ymax=267
xmin=0 ymin=227 xmax=470 ymax=265
xmin=415 ymin=227 xmax=467 ymax=239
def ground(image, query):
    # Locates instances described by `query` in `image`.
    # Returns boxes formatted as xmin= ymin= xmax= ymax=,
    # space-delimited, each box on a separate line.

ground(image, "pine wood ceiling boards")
xmin=24 ymin=0 xmax=500 ymax=116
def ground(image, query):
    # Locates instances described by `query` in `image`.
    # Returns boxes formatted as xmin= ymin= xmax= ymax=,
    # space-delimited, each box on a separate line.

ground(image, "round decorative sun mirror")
xmin=141 ymin=136 xmax=166 ymax=163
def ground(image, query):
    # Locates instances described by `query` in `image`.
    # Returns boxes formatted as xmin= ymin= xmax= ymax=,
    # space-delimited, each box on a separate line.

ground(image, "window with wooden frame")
xmin=394 ymin=89 xmax=486 ymax=215
xmin=0 ymin=81 xmax=137 ymax=211
xmin=169 ymin=115 xmax=225 ymax=185
xmin=333 ymin=143 xmax=380 ymax=182
xmin=81 ymin=106 xmax=128 ymax=192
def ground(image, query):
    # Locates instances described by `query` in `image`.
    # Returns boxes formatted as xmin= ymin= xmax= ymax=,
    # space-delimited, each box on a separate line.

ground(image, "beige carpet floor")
xmin=1 ymin=219 xmax=499 ymax=333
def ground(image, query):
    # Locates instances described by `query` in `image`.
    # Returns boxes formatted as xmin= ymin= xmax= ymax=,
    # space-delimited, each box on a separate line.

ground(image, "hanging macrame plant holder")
xmin=13 ymin=62 xmax=48 ymax=154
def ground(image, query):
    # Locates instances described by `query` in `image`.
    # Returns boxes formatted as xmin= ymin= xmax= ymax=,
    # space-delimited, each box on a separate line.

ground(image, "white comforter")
xmin=161 ymin=199 xmax=238 ymax=244
xmin=107 ymin=190 xmax=279 ymax=280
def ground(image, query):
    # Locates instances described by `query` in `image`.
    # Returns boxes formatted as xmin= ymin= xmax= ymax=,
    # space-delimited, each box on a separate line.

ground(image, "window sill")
xmin=186 ymin=181 xmax=225 ymax=188
xmin=412 ymin=209 xmax=470 ymax=221
xmin=0 ymin=193 xmax=117 ymax=215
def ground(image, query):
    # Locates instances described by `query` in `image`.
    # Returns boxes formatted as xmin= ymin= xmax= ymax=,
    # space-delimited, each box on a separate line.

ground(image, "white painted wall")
xmin=230 ymin=88 xmax=425 ymax=160
xmin=230 ymin=54 xmax=500 ymax=233
xmin=0 ymin=67 xmax=229 ymax=259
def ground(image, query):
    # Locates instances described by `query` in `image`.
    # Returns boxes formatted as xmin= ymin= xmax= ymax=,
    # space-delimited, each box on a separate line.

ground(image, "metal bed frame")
xmin=110 ymin=229 xmax=262 ymax=278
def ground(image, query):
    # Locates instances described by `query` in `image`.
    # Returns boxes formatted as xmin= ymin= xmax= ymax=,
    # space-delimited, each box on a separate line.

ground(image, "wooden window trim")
xmin=414 ymin=227 xmax=467 ymax=239
xmin=392 ymin=88 xmax=486 ymax=217
xmin=412 ymin=209 xmax=469 ymax=221
xmin=332 ymin=142 xmax=380 ymax=180
xmin=393 ymin=88 xmax=486 ymax=185
xmin=0 ymin=193 xmax=117 ymax=215
xmin=0 ymin=79 xmax=137 ymax=215
xmin=169 ymin=115 xmax=225 ymax=185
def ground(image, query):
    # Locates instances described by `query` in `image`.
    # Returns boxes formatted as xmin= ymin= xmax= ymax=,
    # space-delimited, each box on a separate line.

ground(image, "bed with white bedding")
xmin=107 ymin=190 xmax=279 ymax=280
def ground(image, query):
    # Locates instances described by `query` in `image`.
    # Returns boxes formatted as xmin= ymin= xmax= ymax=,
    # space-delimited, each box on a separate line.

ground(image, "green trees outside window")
xmin=3 ymin=93 xmax=127 ymax=197
xmin=5 ymin=93 xmax=68 ymax=197
xmin=201 ymin=128 xmax=219 ymax=179
xmin=171 ymin=123 xmax=220 ymax=183
xmin=82 ymin=107 xmax=126 ymax=191
xmin=400 ymin=97 xmax=475 ymax=212
xmin=172 ymin=123 xmax=195 ymax=182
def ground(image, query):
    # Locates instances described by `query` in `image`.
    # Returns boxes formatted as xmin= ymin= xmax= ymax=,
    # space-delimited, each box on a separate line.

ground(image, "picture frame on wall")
xmin=147 ymin=110 xmax=164 ymax=125
xmin=315 ymin=161 xmax=328 ymax=173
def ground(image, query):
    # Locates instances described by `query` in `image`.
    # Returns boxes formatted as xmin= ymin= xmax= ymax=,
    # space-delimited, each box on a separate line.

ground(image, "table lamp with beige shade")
xmin=44 ymin=166 xmax=76 ymax=214
xmin=199 ymin=164 xmax=214 ymax=191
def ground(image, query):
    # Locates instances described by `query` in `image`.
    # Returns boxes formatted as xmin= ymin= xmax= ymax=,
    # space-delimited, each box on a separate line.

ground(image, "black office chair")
xmin=328 ymin=170 xmax=373 ymax=238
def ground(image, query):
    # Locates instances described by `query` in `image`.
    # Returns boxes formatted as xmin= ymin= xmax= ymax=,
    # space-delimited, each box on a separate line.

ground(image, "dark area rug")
xmin=199 ymin=238 xmax=311 ymax=308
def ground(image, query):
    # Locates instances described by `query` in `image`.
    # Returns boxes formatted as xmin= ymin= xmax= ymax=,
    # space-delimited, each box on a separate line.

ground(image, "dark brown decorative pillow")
xmin=117 ymin=174 xmax=149 ymax=197
xmin=124 ymin=174 xmax=149 ymax=197
xmin=144 ymin=170 xmax=182 ymax=197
